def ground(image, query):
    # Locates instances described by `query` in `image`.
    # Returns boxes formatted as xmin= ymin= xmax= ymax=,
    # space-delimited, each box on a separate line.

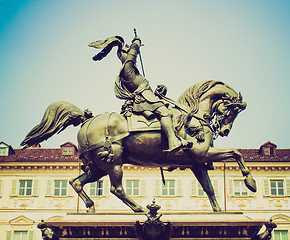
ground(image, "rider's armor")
xmin=115 ymin=39 xmax=170 ymax=118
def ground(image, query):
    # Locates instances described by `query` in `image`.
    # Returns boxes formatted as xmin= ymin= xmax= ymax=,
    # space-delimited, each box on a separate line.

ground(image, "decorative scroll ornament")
xmin=134 ymin=200 xmax=173 ymax=240
xmin=37 ymin=220 xmax=59 ymax=240
xmin=252 ymin=219 xmax=277 ymax=240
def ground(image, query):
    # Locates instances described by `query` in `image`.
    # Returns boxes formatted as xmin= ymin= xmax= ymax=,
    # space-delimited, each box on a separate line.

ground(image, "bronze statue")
xmin=21 ymin=33 xmax=256 ymax=213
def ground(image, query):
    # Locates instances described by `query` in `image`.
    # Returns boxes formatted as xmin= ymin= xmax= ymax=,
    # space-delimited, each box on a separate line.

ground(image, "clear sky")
xmin=0 ymin=0 xmax=289 ymax=149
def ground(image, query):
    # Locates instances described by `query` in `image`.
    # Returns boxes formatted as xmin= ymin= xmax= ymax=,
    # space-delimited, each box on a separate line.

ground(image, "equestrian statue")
xmin=21 ymin=31 xmax=256 ymax=213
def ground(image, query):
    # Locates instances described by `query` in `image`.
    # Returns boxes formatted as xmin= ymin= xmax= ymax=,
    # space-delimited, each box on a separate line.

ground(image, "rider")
xmin=114 ymin=36 xmax=192 ymax=153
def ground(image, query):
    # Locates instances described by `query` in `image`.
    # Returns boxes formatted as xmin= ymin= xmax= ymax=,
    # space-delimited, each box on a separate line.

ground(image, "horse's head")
xmin=213 ymin=92 xmax=247 ymax=137
xmin=176 ymin=81 xmax=247 ymax=139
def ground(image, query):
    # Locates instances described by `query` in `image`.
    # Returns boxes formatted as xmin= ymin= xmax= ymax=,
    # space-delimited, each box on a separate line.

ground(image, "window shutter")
xmin=176 ymin=179 xmax=182 ymax=196
xmin=248 ymin=181 xmax=256 ymax=196
xmin=286 ymin=179 xmax=290 ymax=196
xmin=191 ymin=180 xmax=197 ymax=196
xmin=32 ymin=179 xmax=39 ymax=196
xmin=6 ymin=231 xmax=12 ymax=240
xmin=264 ymin=179 xmax=270 ymax=196
xmin=228 ymin=179 xmax=233 ymax=196
xmin=140 ymin=180 xmax=146 ymax=196
xmin=103 ymin=179 xmax=110 ymax=196
xmin=46 ymin=180 xmax=52 ymax=196
xmin=64 ymin=180 xmax=68 ymax=196
xmin=11 ymin=179 xmax=17 ymax=196
xmin=0 ymin=180 xmax=2 ymax=197
xmin=68 ymin=183 xmax=75 ymax=196
xmin=84 ymin=183 xmax=90 ymax=195
xmin=28 ymin=231 xmax=34 ymax=240
xmin=212 ymin=179 xmax=219 ymax=196
xmin=154 ymin=180 xmax=160 ymax=196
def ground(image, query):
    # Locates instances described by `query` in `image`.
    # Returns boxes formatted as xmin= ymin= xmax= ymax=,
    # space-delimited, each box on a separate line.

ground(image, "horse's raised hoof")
xmin=87 ymin=205 xmax=96 ymax=213
xmin=244 ymin=175 xmax=257 ymax=192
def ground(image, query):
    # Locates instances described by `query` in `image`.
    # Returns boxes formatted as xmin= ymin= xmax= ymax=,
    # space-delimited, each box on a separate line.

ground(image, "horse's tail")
xmin=20 ymin=101 xmax=93 ymax=148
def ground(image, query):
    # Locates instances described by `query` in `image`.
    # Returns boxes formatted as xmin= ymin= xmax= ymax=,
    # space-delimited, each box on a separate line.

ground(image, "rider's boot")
xmin=160 ymin=116 xmax=192 ymax=153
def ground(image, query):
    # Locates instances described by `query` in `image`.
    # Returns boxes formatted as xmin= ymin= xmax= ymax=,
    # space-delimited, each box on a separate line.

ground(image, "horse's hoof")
xmin=244 ymin=175 xmax=257 ymax=192
xmin=134 ymin=207 xmax=147 ymax=213
xmin=213 ymin=206 xmax=222 ymax=212
xmin=87 ymin=206 xmax=95 ymax=213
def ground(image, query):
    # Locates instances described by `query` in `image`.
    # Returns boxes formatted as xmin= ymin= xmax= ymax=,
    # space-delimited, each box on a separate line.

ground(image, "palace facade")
xmin=0 ymin=140 xmax=289 ymax=240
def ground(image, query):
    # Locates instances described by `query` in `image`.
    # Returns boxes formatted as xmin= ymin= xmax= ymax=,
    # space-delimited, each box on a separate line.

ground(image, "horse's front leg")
xmin=205 ymin=147 xmax=257 ymax=192
xmin=190 ymin=163 xmax=221 ymax=212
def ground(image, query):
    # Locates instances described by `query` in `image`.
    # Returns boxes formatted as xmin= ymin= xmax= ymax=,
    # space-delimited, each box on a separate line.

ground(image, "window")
xmin=264 ymin=147 xmax=271 ymax=156
xmin=162 ymin=180 xmax=175 ymax=196
xmin=271 ymin=180 xmax=284 ymax=196
xmin=6 ymin=231 xmax=33 ymax=240
xmin=11 ymin=180 xmax=38 ymax=197
xmin=62 ymin=147 xmax=73 ymax=155
xmin=13 ymin=231 xmax=28 ymax=240
xmin=0 ymin=147 xmax=8 ymax=156
xmin=274 ymin=230 xmax=288 ymax=240
xmin=198 ymin=182 xmax=206 ymax=196
xmin=234 ymin=180 xmax=248 ymax=196
xmin=126 ymin=180 xmax=139 ymax=196
xmin=6 ymin=231 xmax=34 ymax=240
xmin=89 ymin=181 xmax=103 ymax=196
xmin=54 ymin=180 xmax=67 ymax=196
xmin=19 ymin=180 xmax=32 ymax=196
xmin=192 ymin=179 xmax=218 ymax=197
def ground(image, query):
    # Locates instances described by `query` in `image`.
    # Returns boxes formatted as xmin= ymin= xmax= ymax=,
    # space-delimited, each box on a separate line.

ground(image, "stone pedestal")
xmin=44 ymin=211 xmax=268 ymax=239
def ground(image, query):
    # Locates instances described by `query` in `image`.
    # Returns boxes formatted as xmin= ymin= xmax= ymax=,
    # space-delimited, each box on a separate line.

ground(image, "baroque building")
xmin=0 ymin=140 xmax=289 ymax=240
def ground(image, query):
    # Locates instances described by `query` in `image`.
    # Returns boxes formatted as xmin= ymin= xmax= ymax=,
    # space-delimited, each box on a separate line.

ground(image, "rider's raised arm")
xmin=121 ymin=38 xmax=142 ymax=80
xmin=127 ymin=37 xmax=141 ymax=63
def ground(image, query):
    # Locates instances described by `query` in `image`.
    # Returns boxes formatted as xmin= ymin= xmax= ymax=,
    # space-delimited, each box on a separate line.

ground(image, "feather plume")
xmin=89 ymin=36 xmax=124 ymax=61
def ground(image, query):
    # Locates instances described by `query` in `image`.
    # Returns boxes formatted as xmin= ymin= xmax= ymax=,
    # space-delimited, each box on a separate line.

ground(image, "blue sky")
xmin=0 ymin=0 xmax=289 ymax=149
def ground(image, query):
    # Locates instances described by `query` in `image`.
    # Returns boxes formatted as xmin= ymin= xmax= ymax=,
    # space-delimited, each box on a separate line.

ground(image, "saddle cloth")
xmin=127 ymin=114 xmax=161 ymax=132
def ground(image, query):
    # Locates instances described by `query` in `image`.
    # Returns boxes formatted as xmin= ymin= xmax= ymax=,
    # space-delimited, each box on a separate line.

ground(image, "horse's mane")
xmin=177 ymin=80 xmax=225 ymax=116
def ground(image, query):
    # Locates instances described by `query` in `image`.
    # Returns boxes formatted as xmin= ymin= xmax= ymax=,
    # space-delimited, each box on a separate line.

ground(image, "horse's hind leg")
xmin=69 ymin=168 xmax=107 ymax=213
xmin=69 ymin=173 xmax=95 ymax=212
xmin=108 ymin=164 xmax=145 ymax=212
xmin=191 ymin=163 xmax=221 ymax=212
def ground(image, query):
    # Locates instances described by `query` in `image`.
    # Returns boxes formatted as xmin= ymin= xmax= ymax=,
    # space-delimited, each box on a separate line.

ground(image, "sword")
xmin=133 ymin=28 xmax=146 ymax=77
xmin=133 ymin=29 xmax=165 ymax=185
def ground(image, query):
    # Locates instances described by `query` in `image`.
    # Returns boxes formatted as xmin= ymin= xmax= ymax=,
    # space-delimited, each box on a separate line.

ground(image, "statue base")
xmin=44 ymin=211 xmax=269 ymax=239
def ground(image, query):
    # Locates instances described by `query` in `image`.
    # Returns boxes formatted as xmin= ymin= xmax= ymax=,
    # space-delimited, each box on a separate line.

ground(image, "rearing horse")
xmin=21 ymin=80 xmax=256 ymax=213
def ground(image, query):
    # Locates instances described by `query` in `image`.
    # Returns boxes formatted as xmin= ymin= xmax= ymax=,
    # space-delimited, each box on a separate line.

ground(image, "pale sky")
xmin=0 ymin=0 xmax=289 ymax=149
